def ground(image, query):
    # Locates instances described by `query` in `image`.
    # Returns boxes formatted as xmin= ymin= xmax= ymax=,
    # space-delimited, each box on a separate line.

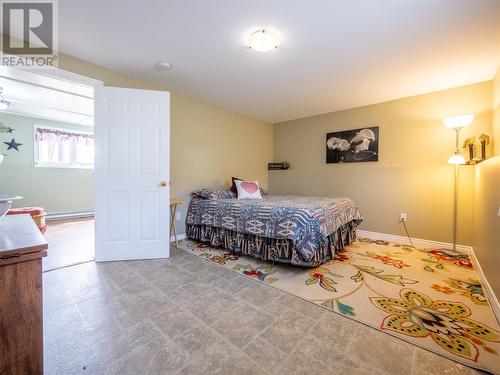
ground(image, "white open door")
xmin=94 ymin=86 xmax=170 ymax=261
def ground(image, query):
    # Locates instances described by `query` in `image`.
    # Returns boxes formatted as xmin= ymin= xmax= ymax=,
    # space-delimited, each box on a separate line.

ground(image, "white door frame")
xmin=3 ymin=67 xmax=172 ymax=262
xmin=8 ymin=66 xmax=105 ymax=89
xmin=1 ymin=66 xmax=102 ymax=266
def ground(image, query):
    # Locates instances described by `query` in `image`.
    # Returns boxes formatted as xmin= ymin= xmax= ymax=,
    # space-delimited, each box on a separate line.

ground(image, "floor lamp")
xmin=443 ymin=114 xmax=474 ymax=251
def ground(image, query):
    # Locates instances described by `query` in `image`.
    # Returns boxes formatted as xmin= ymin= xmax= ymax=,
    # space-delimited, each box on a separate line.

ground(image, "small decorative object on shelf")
xmin=479 ymin=134 xmax=490 ymax=161
xmin=460 ymin=133 xmax=491 ymax=165
xmin=462 ymin=137 xmax=480 ymax=165
xmin=268 ymin=161 xmax=290 ymax=170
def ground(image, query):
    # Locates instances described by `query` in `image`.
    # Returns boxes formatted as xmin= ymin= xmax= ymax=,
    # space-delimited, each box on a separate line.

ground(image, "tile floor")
xmin=43 ymin=245 xmax=484 ymax=374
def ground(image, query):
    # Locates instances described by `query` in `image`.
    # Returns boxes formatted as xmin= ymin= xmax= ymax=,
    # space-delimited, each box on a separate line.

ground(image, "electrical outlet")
xmin=400 ymin=213 xmax=407 ymax=222
xmin=176 ymin=212 xmax=181 ymax=221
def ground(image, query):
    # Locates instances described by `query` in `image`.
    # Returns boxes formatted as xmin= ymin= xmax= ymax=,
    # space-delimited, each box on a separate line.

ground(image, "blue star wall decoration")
xmin=4 ymin=138 xmax=22 ymax=151
xmin=0 ymin=122 xmax=14 ymax=133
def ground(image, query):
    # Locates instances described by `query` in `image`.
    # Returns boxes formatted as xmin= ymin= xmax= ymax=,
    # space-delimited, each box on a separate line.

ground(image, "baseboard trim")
xmin=357 ymin=229 xmax=500 ymax=324
xmin=467 ymin=248 xmax=500 ymax=325
xmin=356 ymin=229 xmax=473 ymax=254
xmin=46 ymin=211 xmax=94 ymax=221
xmin=170 ymin=233 xmax=186 ymax=243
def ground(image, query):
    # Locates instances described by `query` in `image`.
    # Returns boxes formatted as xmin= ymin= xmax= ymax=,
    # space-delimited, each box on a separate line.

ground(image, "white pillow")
xmin=235 ymin=180 xmax=263 ymax=199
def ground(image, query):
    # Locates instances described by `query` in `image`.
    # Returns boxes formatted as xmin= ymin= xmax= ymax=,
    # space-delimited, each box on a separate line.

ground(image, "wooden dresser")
xmin=0 ymin=214 xmax=48 ymax=375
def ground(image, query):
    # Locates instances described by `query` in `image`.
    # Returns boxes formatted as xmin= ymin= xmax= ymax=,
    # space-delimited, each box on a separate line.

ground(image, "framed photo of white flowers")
xmin=326 ymin=126 xmax=379 ymax=163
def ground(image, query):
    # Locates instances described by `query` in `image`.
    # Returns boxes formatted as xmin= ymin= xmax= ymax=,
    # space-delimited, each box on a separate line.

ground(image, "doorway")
xmin=0 ymin=66 xmax=171 ymax=270
xmin=0 ymin=66 xmax=101 ymax=271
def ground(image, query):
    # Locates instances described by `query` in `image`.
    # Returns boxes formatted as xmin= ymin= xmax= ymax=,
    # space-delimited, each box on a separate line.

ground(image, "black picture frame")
xmin=326 ymin=126 xmax=379 ymax=163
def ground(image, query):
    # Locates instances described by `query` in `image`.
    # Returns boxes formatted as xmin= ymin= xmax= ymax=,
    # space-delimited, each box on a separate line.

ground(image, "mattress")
xmin=186 ymin=195 xmax=363 ymax=267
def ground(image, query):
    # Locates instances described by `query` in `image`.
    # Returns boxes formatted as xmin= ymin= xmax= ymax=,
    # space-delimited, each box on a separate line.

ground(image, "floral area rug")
xmin=178 ymin=238 xmax=500 ymax=374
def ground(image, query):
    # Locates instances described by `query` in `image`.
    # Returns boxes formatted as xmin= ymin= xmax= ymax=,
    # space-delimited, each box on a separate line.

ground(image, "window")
xmin=34 ymin=126 xmax=94 ymax=169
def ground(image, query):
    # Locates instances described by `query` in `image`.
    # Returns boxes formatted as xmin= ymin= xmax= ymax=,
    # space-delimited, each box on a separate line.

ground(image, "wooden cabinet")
xmin=0 ymin=214 xmax=48 ymax=375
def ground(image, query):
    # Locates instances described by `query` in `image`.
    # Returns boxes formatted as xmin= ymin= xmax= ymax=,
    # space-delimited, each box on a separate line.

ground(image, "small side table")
xmin=169 ymin=198 xmax=184 ymax=247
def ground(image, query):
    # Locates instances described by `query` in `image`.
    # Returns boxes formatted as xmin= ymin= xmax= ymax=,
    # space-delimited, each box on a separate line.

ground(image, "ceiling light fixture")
xmin=248 ymin=29 xmax=279 ymax=52
xmin=0 ymin=88 xmax=10 ymax=110
xmin=156 ymin=62 xmax=172 ymax=71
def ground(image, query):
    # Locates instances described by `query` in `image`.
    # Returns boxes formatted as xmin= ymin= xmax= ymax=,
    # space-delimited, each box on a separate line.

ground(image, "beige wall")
xmin=58 ymin=54 xmax=273 ymax=234
xmin=4 ymin=46 xmax=498 ymax=296
xmin=493 ymin=67 xmax=500 ymax=156
xmin=473 ymin=157 xmax=500 ymax=297
xmin=55 ymin=54 xmax=500 ymax=297
xmin=270 ymin=82 xmax=492 ymax=246
xmin=473 ymin=67 xmax=500 ymax=297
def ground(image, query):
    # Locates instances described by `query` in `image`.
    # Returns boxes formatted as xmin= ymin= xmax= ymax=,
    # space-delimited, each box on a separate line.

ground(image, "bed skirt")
xmin=186 ymin=221 xmax=358 ymax=267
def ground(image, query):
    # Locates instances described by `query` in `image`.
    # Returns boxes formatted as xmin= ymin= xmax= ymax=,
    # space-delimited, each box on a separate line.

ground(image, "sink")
xmin=0 ymin=195 xmax=23 ymax=219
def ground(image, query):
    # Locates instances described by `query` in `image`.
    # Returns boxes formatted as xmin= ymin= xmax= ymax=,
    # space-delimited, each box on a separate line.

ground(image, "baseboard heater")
xmin=46 ymin=210 xmax=94 ymax=221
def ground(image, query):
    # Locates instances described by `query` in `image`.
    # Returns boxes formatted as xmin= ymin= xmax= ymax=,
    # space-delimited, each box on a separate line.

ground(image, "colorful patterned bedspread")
xmin=186 ymin=195 xmax=363 ymax=262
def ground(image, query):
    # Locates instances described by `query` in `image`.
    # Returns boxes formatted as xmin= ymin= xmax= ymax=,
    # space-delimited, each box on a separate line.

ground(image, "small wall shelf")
xmin=268 ymin=162 xmax=290 ymax=170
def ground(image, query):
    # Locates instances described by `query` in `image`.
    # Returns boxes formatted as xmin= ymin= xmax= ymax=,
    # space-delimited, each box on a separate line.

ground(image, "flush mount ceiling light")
xmin=0 ymin=88 xmax=10 ymax=110
xmin=248 ymin=29 xmax=279 ymax=52
xmin=156 ymin=62 xmax=172 ymax=71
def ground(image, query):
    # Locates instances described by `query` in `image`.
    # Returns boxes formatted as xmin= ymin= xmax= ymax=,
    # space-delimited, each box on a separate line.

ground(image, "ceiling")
xmin=58 ymin=0 xmax=500 ymax=123
xmin=0 ymin=67 xmax=94 ymax=126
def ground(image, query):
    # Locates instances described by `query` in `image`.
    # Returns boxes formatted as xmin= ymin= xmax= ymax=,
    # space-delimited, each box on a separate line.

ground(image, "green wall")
xmin=0 ymin=113 xmax=94 ymax=214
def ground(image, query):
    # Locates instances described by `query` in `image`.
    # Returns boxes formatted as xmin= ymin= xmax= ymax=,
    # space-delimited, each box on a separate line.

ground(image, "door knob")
xmin=160 ymin=181 xmax=167 ymax=187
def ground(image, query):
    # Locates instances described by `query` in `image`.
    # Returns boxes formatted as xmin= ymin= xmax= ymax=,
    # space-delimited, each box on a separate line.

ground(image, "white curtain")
xmin=35 ymin=127 xmax=93 ymax=163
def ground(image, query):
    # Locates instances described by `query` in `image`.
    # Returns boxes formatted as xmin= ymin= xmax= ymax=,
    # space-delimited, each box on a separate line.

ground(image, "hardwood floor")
xmin=43 ymin=218 xmax=94 ymax=271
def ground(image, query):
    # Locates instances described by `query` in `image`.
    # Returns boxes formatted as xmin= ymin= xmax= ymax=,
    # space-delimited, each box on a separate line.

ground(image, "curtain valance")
xmin=35 ymin=127 xmax=93 ymax=145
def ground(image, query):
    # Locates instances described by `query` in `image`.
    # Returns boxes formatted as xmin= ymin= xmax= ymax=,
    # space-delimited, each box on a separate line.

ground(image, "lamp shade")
xmin=448 ymin=151 xmax=466 ymax=165
xmin=443 ymin=114 xmax=474 ymax=129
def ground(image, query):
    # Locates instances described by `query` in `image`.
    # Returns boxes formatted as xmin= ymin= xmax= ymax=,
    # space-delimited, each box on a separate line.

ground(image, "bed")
xmin=185 ymin=190 xmax=363 ymax=267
